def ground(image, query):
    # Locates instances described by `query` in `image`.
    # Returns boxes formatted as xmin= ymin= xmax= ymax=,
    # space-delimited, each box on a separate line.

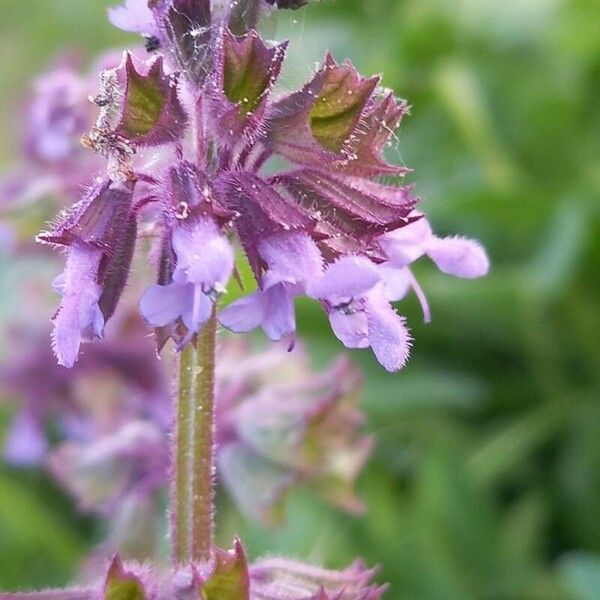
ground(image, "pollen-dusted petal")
xmin=258 ymin=232 xmax=323 ymax=290
xmin=308 ymin=256 xmax=381 ymax=302
xmin=365 ymin=287 xmax=411 ymax=372
xmin=139 ymin=282 xmax=191 ymax=327
xmin=114 ymin=53 xmax=187 ymax=147
xmin=108 ymin=0 xmax=156 ymax=34
xmin=427 ymin=235 xmax=490 ymax=278
xmin=220 ymin=291 xmax=267 ymax=333
xmin=329 ymin=311 xmax=369 ymax=349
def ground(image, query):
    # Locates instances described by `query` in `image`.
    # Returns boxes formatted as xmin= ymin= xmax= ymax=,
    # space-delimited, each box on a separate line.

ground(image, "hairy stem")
xmin=172 ymin=310 xmax=217 ymax=565
xmin=191 ymin=309 xmax=217 ymax=562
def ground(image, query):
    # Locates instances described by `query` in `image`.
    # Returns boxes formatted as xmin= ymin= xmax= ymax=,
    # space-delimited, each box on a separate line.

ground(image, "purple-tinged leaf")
xmin=97 ymin=214 xmax=137 ymax=322
xmin=222 ymin=30 xmax=286 ymax=119
xmin=209 ymin=30 xmax=287 ymax=146
xmin=265 ymin=67 xmax=338 ymax=166
xmin=266 ymin=53 xmax=383 ymax=167
xmin=103 ymin=555 xmax=147 ymax=600
xmin=115 ymin=54 xmax=187 ymax=146
xmin=310 ymin=54 xmax=379 ymax=153
xmin=276 ymin=169 xmax=417 ymax=226
xmin=337 ymin=92 xmax=410 ymax=177
xmin=250 ymin=557 xmax=386 ymax=600
xmin=201 ymin=539 xmax=250 ymax=600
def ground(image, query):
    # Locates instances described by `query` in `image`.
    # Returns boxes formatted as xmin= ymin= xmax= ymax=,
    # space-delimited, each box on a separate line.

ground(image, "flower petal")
xmin=328 ymin=310 xmax=369 ymax=349
xmin=308 ymin=256 xmax=381 ymax=302
xmin=108 ymin=0 xmax=156 ymax=34
xmin=365 ymin=287 xmax=411 ymax=372
xmin=378 ymin=215 xmax=431 ymax=268
xmin=261 ymin=284 xmax=296 ymax=341
xmin=427 ymin=235 xmax=490 ymax=278
xmin=172 ymin=218 xmax=235 ymax=289
xmin=181 ymin=285 xmax=213 ymax=332
xmin=139 ymin=282 xmax=190 ymax=327
xmin=379 ymin=264 xmax=411 ymax=302
xmin=220 ymin=291 xmax=267 ymax=333
xmin=259 ymin=232 xmax=323 ymax=290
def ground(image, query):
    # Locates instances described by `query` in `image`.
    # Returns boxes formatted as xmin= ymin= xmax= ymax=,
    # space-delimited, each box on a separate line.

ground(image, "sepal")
xmin=208 ymin=30 xmax=287 ymax=146
xmin=198 ymin=539 xmax=250 ymax=600
xmin=103 ymin=555 xmax=149 ymax=599
xmin=115 ymin=53 xmax=187 ymax=147
xmin=37 ymin=178 xmax=134 ymax=250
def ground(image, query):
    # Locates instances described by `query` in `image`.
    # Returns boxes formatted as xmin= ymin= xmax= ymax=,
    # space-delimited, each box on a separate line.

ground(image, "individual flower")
xmin=38 ymin=178 xmax=137 ymax=367
xmin=307 ymin=256 xmax=412 ymax=372
xmin=139 ymin=216 xmax=234 ymax=346
xmin=377 ymin=213 xmax=489 ymax=322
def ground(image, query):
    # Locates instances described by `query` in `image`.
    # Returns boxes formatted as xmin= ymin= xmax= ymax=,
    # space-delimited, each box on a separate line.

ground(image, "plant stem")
xmin=172 ymin=310 xmax=217 ymax=565
xmin=191 ymin=309 xmax=217 ymax=562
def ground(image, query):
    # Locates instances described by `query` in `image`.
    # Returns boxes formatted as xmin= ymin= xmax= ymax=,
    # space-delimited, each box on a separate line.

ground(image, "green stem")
xmin=191 ymin=310 xmax=217 ymax=562
xmin=172 ymin=310 xmax=217 ymax=565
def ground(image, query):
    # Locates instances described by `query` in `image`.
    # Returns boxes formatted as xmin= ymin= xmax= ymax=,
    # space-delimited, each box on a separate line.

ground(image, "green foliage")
xmin=1 ymin=0 xmax=599 ymax=598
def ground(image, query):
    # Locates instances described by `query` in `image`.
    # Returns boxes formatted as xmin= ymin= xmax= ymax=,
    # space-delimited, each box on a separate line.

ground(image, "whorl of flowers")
xmin=34 ymin=0 xmax=489 ymax=372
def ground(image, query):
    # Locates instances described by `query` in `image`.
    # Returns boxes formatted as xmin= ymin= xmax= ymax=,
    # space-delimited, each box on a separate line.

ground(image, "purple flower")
xmin=139 ymin=216 xmax=234 ymax=345
xmin=378 ymin=213 xmax=489 ymax=323
xmin=39 ymin=178 xmax=137 ymax=367
xmin=36 ymin=6 xmax=488 ymax=369
xmin=308 ymin=256 xmax=412 ymax=372
xmin=108 ymin=0 xmax=157 ymax=35
xmin=220 ymin=232 xmax=322 ymax=342
xmin=51 ymin=242 xmax=105 ymax=368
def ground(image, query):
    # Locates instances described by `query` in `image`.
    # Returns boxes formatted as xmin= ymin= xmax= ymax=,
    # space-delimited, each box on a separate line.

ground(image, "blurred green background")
xmin=1 ymin=0 xmax=600 ymax=598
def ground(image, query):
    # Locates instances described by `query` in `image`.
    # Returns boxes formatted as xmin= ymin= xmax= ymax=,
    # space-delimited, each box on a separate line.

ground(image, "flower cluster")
xmin=35 ymin=0 xmax=488 ymax=372
xmin=2 ymin=328 xmax=370 ymax=555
